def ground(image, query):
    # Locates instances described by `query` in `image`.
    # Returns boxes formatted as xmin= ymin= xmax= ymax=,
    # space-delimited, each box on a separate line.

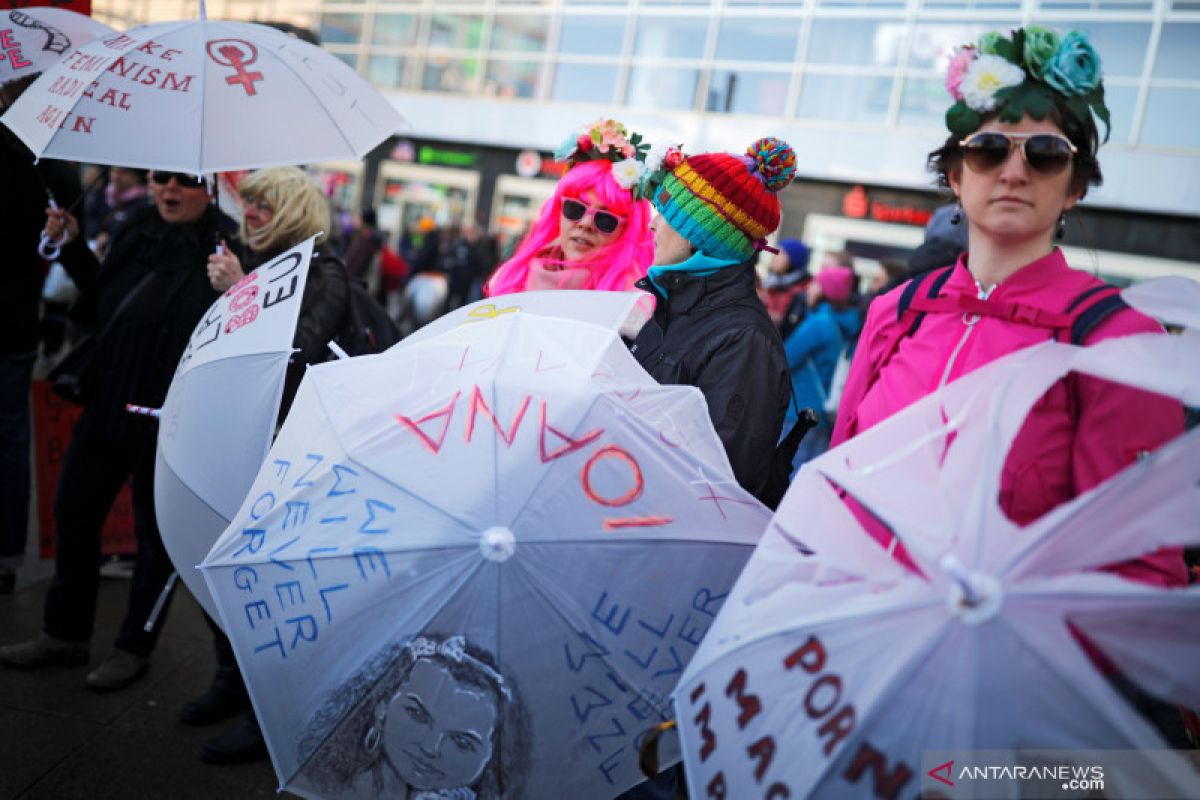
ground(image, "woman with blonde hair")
xmin=187 ymin=166 xmax=350 ymax=764
xmin=207 ymin=166 xmax=349 ymax=417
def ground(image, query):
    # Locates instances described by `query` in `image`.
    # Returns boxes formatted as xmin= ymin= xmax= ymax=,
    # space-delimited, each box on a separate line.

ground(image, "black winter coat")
xmin=630 ymin=263 xmax=790 ymax=503
xmin=0 ymin=132 xmax=80 ymax=356
xmin=241 ymin=245 xmax=348 ymax=420
xmin=59 ymin=203 xmax=237 ymax=441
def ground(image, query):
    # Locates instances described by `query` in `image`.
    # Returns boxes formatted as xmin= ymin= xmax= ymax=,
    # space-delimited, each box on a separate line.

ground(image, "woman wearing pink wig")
xmin=484 ymin=119 xmax=659 ymax=298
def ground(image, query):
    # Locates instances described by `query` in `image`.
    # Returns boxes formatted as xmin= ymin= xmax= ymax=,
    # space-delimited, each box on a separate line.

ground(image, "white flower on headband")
xmin=961 ymin=54 xmax=1026 ymax=112
xmin=611 ymin=157 xmax=646 ymax=190
xmin=643 ymin=144 xmax=669 ymax=175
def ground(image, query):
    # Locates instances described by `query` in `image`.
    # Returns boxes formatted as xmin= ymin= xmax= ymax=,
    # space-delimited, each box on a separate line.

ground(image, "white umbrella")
xmin=200 ymin=312 xmax=767 ymax=798
xmin=0 ymin=3 xmax=404 ymax=172
xmin=0 ymin=7 xmax=114 ymax=87
xmin=400 ymin=289 xmax=649 ymax=348
xmin=671 ymin=280 xmax=1200 ymax=798
xmin=155 ymin=235 xmax=315 ymax=620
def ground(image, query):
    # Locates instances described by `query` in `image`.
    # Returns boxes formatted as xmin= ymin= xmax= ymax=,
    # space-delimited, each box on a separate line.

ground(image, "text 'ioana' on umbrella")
xmin=394 ymin=386 xmax=678 ymax=531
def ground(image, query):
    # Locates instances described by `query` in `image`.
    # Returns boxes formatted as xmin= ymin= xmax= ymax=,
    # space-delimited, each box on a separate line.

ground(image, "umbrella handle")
xmin=38 ymin=199 xmax=68 ymax=261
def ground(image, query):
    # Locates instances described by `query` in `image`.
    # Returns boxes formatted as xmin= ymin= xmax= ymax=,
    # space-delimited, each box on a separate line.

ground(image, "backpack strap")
xmin=1064 ymin=287 xmax=1128 ymax=345
xmin=895 ymin=264 xmax=956 ymax=336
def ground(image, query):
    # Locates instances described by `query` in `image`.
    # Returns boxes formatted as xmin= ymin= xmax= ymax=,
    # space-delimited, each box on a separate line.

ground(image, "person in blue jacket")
xmin=782 ymin=263 xmax=861 ymax=470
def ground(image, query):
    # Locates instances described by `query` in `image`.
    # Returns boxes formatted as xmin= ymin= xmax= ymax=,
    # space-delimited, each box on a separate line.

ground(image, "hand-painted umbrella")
xmin=0 ymin=7 xmax=114 ymax=88
xmin=155 ymin=235 xmax=315 ymax=620
xmin=200 ymin=312 xmax=768 ymax=798
xmin=0 ymin=3 xmax=404 ymax=172
xmin=672 ymin=277 xmax=1200 ymax=799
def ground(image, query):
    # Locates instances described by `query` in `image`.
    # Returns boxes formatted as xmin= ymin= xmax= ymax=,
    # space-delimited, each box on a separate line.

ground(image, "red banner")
xmin=3 ymin=1 xmax=92 ymax=15
xmin=31 ymin=380 xmax=135 ymax=558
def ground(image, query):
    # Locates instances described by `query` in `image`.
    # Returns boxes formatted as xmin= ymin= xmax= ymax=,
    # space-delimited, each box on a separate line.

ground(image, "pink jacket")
xmin=832 ymin=249 xmax=1187 ymax=587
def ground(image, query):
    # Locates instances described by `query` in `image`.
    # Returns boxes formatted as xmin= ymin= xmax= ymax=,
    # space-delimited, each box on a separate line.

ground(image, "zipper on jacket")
xmin=936 ymin=282 xmax=994 ymax=391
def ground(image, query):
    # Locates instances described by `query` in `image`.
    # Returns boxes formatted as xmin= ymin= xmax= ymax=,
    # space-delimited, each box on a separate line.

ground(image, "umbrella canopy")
xmin=0 ymin=12 xmax=404 ymax=172
xmin=156 ymin=235 xmax=315 ymax=620
xmin=0 ymin=7 xmax=114 ymax=88
xmin=401 ymin=289 xmax=648 ymax=348
xmin=672 ymin=281 xmax=1200 ymax=798
xmin=200 ymin=312 xmax=768 ymax=798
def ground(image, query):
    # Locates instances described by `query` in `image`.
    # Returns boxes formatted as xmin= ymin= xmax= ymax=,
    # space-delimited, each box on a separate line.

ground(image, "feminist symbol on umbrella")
xmin=206 ymin=38 xmax=262 ymax=96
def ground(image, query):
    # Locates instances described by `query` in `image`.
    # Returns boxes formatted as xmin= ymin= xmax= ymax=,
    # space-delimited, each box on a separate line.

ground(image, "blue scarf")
xmin=647 ymin=251 xmax=741 ymax=297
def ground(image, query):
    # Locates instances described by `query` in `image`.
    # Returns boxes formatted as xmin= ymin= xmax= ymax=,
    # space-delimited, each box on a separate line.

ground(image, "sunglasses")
xmin=561 ymin=199 xmax=623 ymax=235
xmin=959 ymin=132 xmax=1078 ymax=176
xmin=151 ymin=171 xmax=206 ymax=188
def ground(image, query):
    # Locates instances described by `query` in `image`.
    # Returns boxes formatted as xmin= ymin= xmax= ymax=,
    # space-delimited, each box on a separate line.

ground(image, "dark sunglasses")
xmin=959 ymin=132 xmax=1078 ymax=176
xmin=151 ymin=171 xmax=206 ymax=188
xmin=561 ymin=198 xmax=623 ymax=235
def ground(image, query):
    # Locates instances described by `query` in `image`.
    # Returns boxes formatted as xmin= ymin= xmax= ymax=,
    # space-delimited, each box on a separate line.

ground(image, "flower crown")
xmin=944 ymin=26 xmax=1110 ymax=144
xmin=553 ymin=118 xmax=684 ymax=201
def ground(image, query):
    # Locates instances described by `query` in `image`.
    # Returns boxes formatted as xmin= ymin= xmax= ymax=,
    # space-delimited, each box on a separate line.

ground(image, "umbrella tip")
xmin=479 ymin=526 xmax=516 ymax=563
xmin=940 ymin=554 xmax=1002 ymax=624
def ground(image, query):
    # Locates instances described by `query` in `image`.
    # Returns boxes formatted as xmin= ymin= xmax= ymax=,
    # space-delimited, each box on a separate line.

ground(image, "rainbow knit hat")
xmin=652 ymin=137 xmax=797 ymax=263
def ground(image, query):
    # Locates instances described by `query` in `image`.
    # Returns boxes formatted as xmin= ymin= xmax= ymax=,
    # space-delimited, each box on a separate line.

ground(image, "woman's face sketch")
xmin=384 ymin=658 xmax=499 ymax=791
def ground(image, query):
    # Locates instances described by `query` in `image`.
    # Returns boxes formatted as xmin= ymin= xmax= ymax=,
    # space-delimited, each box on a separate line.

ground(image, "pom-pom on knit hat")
xmin=652 ymin=137 xmax=797 ymax=263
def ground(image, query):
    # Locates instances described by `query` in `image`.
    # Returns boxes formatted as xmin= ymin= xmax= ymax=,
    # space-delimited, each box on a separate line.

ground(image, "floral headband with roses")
xmin=944 ymin=26 xmax=1111 ymax=144
xmin=553 ymin=118 xmax=685 ymax=202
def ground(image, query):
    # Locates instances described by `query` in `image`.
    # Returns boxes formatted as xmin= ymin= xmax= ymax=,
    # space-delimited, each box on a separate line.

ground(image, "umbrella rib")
xmin=502 ymin=391 xmax=606 ymax=530
xmin=684 ymin=586 xmax=943 ymax=685
xmin=307 ymin=379 xmax=481 ymax=534
xmin=158 ymin=454 xmax=232 ymax=526
xmin=991 ymin=611 xmax=1165 ymax=748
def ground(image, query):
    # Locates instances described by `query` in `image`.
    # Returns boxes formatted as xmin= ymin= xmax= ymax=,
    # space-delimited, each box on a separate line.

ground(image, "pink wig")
xmin=485 ymin=160 xmax=654 ymax=296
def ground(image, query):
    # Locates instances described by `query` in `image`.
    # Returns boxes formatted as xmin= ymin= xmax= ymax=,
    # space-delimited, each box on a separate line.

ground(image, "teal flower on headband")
xmin=943 ymin=26 xmax=1110 ymax=143
xmin=1044 ymin=31 xmax=1102 ymax=97
xmin=1022 ymin=25 xmax=1061 ymax=81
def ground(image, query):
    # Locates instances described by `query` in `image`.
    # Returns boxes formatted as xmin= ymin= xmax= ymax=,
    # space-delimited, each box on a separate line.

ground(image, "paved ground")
xmin=0 ymin=571 xmax=278 ymax=800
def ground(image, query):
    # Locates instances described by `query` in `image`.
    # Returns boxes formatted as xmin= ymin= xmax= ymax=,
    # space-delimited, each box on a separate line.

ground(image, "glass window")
xmin=821 ymin=0 xmax=905 ymax=7
xmin=715 ymin=17 xmax=800 ymax=63
xmin=559 ymin=15 xmax=626 ymax=55
xmin=897 ymin=75 xmax=947 ymax=128
xmin=423 ymin=56 xmax=482 ymax=93
xmin=1100 ymin=84 xmax=1137 ymax=145
xmin=907 ymin=22 xmax=1017 ymax=72
xmin=807 ymin=20 xmax=906 ymax=67
xmin=319 ymin=13 xmax=364 ymax=46
xmin=1140 ymin=87 xmax=1200 ymax=149
xmin=371 ymin=14 xmax=417 ymax=47
xmin=707 ymin=69 xmax=792 ymax=114
xmin=484 ymin=60 xmax=542 ymax=98
xmin=634 ymin=16 xmax=709 ymax=59
xmin=331 ymin=51 xmax=360 ymax=72
xmin=367 ymin=55 xmax=408 ymax=89
xmin=552 ymin=62 xmax=620 ymax=102
xmin=1054 ymin=22 xmax=1149 ymax=79
xmin=1153 ymin=24 xmax=1200 ymax=81
xmin=626 ymin=65 xmax=700 ymax=109
xmin=491 ymin=15 xmax=551 ymax=52
xmin=798 ymin=73 xmax=893 ymax=123
xmin=429 ymin=14 xmax=485 ymax=49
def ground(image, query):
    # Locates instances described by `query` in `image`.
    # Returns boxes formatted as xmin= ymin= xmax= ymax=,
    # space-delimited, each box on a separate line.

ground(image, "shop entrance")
xmin=374 ymin=162 xmax=480 ymax=243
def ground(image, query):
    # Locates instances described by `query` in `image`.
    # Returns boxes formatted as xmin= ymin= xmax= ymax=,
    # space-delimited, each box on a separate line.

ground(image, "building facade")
xmin=94 ymin=0 xmax=1200 ymax=281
